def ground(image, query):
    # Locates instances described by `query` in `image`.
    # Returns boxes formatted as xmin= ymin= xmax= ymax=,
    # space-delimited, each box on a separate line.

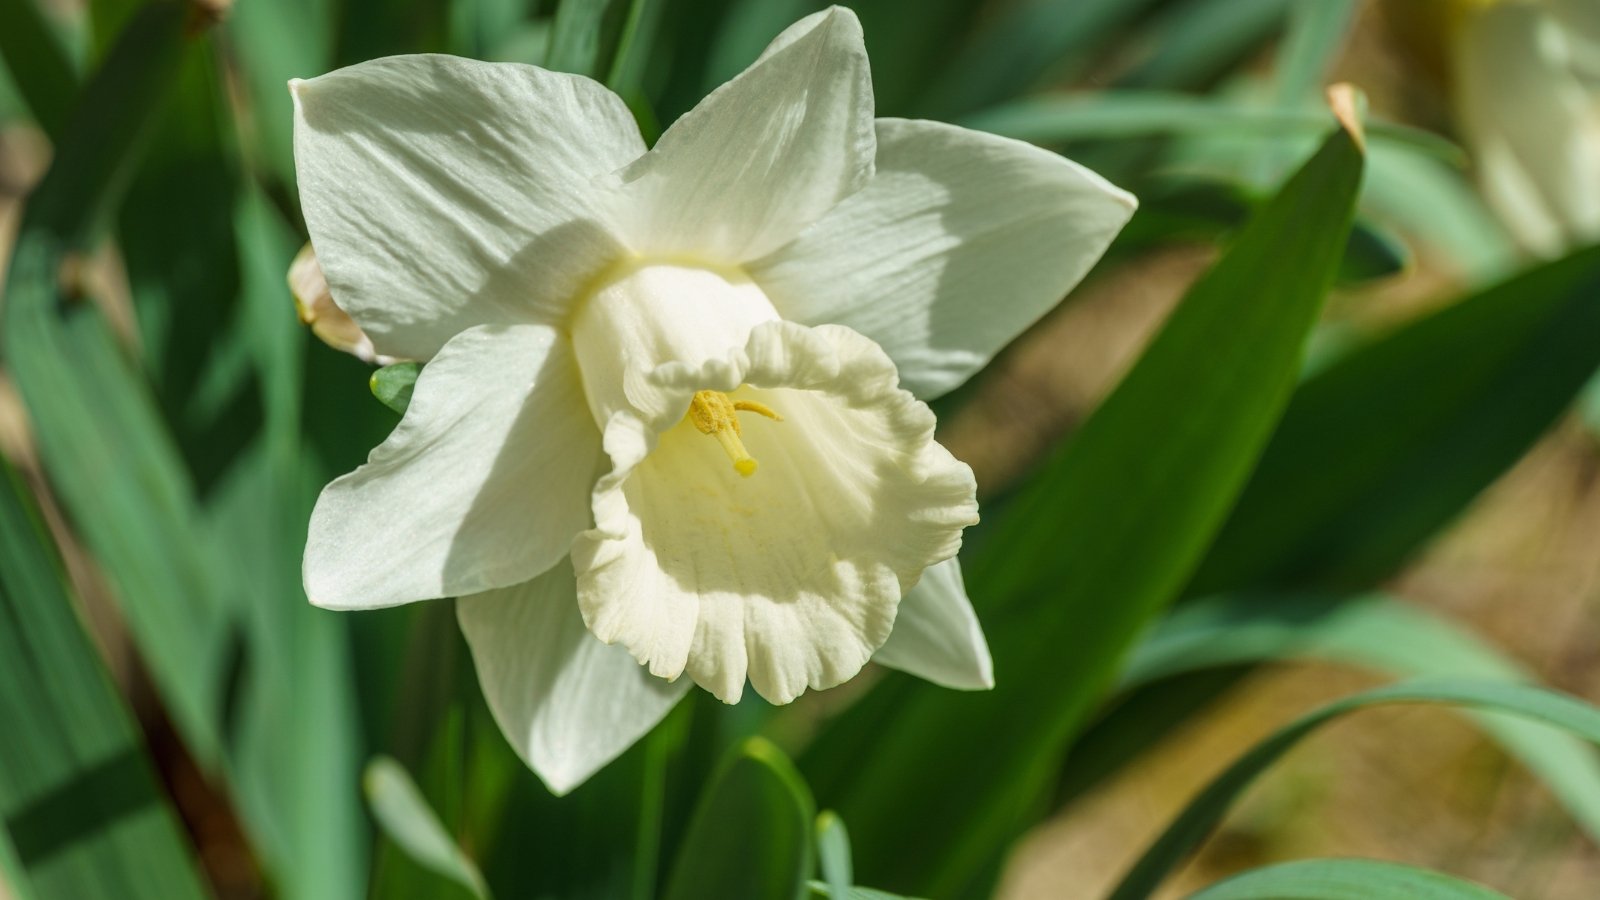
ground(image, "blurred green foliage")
xmin=2 ymin=1 xmax=1599 ymax=899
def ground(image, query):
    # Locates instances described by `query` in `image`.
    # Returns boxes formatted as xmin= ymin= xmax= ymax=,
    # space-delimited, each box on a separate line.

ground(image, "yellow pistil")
xmin=686 ymin=390 xmax=782 ymax=477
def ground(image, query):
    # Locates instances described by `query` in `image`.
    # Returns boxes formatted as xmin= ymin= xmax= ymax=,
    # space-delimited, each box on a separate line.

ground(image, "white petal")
xmin=457 ymin=564 xmax=688 ymax=795
xmin=304 ymin=324 xmax=601 ymax=609
xmin=872 ymin=558 xmax=993 ymax=690
xmin=291 ymin=54 xmax=643 ymax=360
xmin=609 ymin=7 xmax=875 ymax=263
xmin=570 ymin=319 xmax=978 ymax=705
xmin=749 ymin=118 xmax=1136 ymax=399
xmin=1456 ymin=4 xmax=1600 ymax=256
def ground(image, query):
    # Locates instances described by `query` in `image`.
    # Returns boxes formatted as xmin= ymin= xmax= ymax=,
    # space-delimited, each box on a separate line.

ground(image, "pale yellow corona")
xmin=686 ymin=390 xmax=781 ymax=477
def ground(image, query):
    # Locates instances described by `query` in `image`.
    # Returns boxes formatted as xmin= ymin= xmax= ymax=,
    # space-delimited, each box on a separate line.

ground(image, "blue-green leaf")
xmin=1188 ymin=858 xmax=1509 ymax=900
xmin=1109 ymin=680 xmax=1600 ymax=900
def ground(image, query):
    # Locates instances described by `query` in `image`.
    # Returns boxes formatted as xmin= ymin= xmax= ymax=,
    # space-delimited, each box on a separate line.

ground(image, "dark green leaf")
xmin=1108 ymin=679 xmax=1600 ymax=899
xmin=1187 ymin=858 xmax=1509 ymax=900
xmin=803 ymin=120 xmax=1364 ymax=898
xmin=1189 ymin=243 xmax=1600 ymax=595
xmin=663 ymin=738 xmax=813 ymax=900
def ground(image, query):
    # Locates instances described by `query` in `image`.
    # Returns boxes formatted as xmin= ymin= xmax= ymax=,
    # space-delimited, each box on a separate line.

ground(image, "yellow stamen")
xmin=686 ymin=390 xmax=780 ymax=477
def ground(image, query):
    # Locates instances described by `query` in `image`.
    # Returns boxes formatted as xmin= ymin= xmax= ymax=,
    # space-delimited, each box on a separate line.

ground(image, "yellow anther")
xmin=686 ymin=390 xmax=779 ymax=477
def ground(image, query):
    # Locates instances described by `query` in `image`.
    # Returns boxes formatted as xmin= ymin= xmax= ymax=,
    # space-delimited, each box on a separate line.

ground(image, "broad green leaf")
xmin=815 ymin=812 xmax=851 ymax=900
xmin=1189 ymin=243 xmax=1600 ymax=596
xmin=371 ymin=362 xmax=423 ymax=415
xmin=1187 ymin=858 xmax=1509 ymax=900
xmin=365 ymin=757 xmax=489 ymax=900
xmin=1061 ymin=241 xmax=1600 ymax=809
xmin=1121 ymin=593 xmax=1600 ymax=842
xmin=803 ymin=118 xmax=1364 ymax=898
xmin=663 ymin=738 xmax=814 ymax=900
xmin=0 ymin=458 xmax=210 ymax=900
xmin=1108 ymin=679 xmax=1600 ymax=899
xmin=3 ymin=1 xmax=231 ymax=767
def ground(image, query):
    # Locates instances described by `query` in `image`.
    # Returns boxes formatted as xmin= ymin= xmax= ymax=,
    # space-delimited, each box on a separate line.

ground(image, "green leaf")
xmin=225 ymin=0 xmax=334 ymax=185
xmin=605 ymin=0 xmax=664 ymax=97
xmin=0 ymin=458 xmax=211 ymax=900
xmin=1187 ymin=858 xmax=1510 ymax=900
xmin=1121 ymin=593 xmax=1600 ymax=842
xmin=663 ymin=737 xmax=814 ymax=900
xmin=807 ymin=884 xmax=926 ymax=900
xmin=546 ymin=0 xmax=614 ymax=77
xmin=1060 ymin=240 xmax=1600 ymax=810
xmin=815 ymin=812 xmax=851 ymax=900
xmin=371 ymin=361 xmax=423 ymax=415
xmin=959 ymin=92 xmax=1461 ymax=163
xmin=1108 ymin=679 xmax=1600 ymax=900
xmin=214 ymin=190 xmax=367 ymax=900
xmin=0 ymin=0 xmax=81 ymax=137
xmin=1189 ymin=243 xmax=1600 ymax=596
xmin=803 ymin=119 xmax=1364 ymax=898
xmin=1364 ymin=146 xmax=1516 ymax=283
xmin=365 ymin=757 xmax=489 ymax=900
xmin=913 ymin=0 xmax=1159 ymax=117
xmin=1117 ymin=0 xmax=1291 ymax=90
xmin=3 ymin=2 xmax=232 ymax=767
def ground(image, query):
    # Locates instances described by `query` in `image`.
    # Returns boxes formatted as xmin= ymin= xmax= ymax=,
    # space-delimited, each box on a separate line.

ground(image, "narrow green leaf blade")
xmin=547 ymin=0 xmax=613 ymax=77
xmin=1109 ymin=679 xmax=1600 ymax=900
xmin=804 ymin=119 xmax=1364 ymax=897
xmin=1122 ymin=593 xmax=1600 ymax=843
xmin=0 ymin=459 xmax=211 ymax=900
xmin=365 ymin=757 xmax=489 ymax=900
xmin=1188 ymin=858 xmax=1510 ymax=900
xmin=663 ymin=738 xmax=814 ymax=900
xmin=3 ymin=4 xmax=232 ymax=766
xmin=815 ymin=811 xmax=851 ymax=900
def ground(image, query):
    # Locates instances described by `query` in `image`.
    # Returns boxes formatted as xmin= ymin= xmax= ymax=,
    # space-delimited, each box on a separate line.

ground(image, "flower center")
xmin=685 ymin=390 xmax=782 ymax=477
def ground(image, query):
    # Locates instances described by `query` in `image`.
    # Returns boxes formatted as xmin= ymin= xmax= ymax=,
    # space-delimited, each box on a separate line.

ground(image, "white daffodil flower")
xmin=1453 ymin=0 xmax=1600 ymax=255
xmin=294 ymin=6 xmax=1134 ymax=794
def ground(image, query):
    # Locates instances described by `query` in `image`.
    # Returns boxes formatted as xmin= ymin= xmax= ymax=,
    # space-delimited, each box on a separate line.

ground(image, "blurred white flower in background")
xmin=1453 ymin=0 xmax=1600 ymax=255
xmin=292 ymin=6 xmax=1134 ymax=793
